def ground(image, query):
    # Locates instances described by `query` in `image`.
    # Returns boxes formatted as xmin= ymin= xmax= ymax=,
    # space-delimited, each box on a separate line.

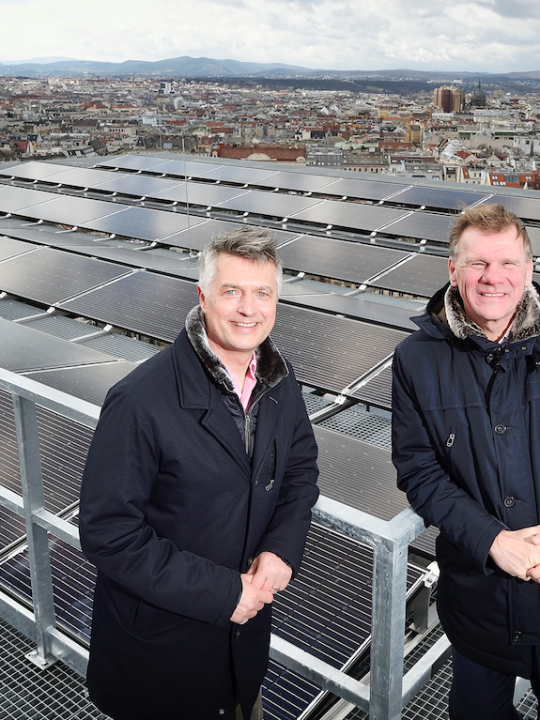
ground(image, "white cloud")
xmin=0 ymin=0 xmax=539 ymax=72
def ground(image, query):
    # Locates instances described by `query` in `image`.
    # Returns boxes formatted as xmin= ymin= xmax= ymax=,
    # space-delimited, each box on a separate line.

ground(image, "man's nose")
xmin=481 ymin=264 xmax=503 ymax=284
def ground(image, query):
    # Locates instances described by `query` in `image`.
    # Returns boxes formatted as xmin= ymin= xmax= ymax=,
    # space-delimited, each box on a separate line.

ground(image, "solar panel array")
xmin=1 ymin=154 xmax=539 ymax=718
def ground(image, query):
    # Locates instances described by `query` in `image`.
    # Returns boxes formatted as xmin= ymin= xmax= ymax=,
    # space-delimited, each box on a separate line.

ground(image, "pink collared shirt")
xmin=228 ymin=353 xmax=258 ymax=411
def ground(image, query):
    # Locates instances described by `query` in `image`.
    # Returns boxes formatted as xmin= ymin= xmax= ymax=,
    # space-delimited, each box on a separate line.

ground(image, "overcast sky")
xmin=1 ymin=0 xmax=539 ymax=73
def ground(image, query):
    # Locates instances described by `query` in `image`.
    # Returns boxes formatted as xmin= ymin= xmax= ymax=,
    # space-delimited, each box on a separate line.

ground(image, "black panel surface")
xmin=0 ymin=319 xmax=123 ymax=372
xmin=44 ymin=167 xmax=124 ymax=187
xmin=389 ymin=186 xmax=488 ymax=210
xmin=16 ymin=195 xmax=128 ymax=225
xmin=199 ymin=166 xmax=277 ymax=184
xmin=271 ymin=304 xmax=407 ymax=392
xmin=350 ymin=365 xmax=393 ymax=409
xmin=29 ymin=362 xmax=136 ymax=406
xmin=370 ymin=254 xmax=449 ymax=297
xmin=94 ymin=174 xmax=183 ymax=196
xmin=0 ymin=246 xmax=131 ymax=305
xmin=314 ymin=426 xmax=406 ymax=520
xmin=253 ymin=171 xmax=335 ymax=193
xmin=279 ymin=235 xmax=407 ymax=284
xmin=82 ymin=205 xmax=203 ymax=241
xmin=149 ymin=182 xmax=250 ymax=206
xmin=60 ymin=271 xmax=198 ymax=342
xmin=164 ymin=219 xmax=247 ymax=250
xmin=216 ymin=190 xmax=321 ymax=218
xmin=320 ymin=178 xmax=408 ymax=201
xmin=281 ymin=291 xmax=419 ymax=331
xmin=290 ymin=200 xmax=408 ymax=232
xmin=381 ymin=211 xmax=455 ymax=242
xmin=95 ymin=155 xmax=171 ymax=172
xmin=144 ymin=158 xmax=220 ymax=178
xmin=481 ymin=195 xmax=540 ymax=222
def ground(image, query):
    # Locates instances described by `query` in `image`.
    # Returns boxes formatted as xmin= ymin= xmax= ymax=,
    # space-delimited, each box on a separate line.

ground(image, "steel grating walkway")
xmin=2 ymin=612 xmax=538 ymax=720
xmin=0 ymin=618 xmax=108 ymax=720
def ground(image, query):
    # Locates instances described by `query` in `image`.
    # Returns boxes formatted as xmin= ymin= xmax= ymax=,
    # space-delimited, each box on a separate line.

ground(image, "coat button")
xmin=504 ymin=496 xmax=515 ymax=508
xmin=247 ymin=556 xmax=253 ymax=568
xmin=513 ymin=631 xmax=522 ymax=642
xmin=235 ymin=628 xmax=241 ymax=640
xmin=494 ymin=424 xmax=507 ymax=434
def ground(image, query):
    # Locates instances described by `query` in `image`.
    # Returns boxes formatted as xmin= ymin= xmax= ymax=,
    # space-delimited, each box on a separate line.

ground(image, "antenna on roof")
xmin=182 ymin=136 xmax=191 ymax=230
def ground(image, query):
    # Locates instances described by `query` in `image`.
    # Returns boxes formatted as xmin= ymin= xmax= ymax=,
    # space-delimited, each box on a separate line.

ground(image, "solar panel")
xmin=148 ymin=182 xmax=250 ymax=206
xmin=0 ymin=236 xmax=36 ymax=261
xmin=278 ymin=235 xmax=408 ymax=284
xmin=0 ymin=185 xmax=61 ymax=214
xmin=69 ymin=243 xmax=201 ymax=279
xmin=43 ymin=166 xmax=126 ymax=187
xmin=143 ymin=158 xmax=221 ymax=178
xmin=0 ymin=319 xmax=124 ymax=373
xmin=163 ymin=219 xmax=246 ymax=251
xmin=93 ymin=174 xmax=184 ymax=197
xmin=95 ymin=155 xmax=171 ymax=172
xmin=59 ymin=271 xmax=198 ymax=342
xmin=349 ymin=365 xmax=393 ymax=409
xmin=527 ymin=226 xmax=540 ymax=257
xmin=29 ymin=362 xmax=136 ymax=406
xmin=481 ymin=194 xmax=540 ymax=222
xmin=388 ymin=186 xmax=488 ymax=210
xmin=369 ymin=254 xmax=449 ymax=297
xmin=199 ymin=165 xmax=277 ymax=184
xmin=81 ymin=205 xmax=204 ymax=241
xmin=253 ymin=171 xmax=336 ymax=193
xmin=0 ymin=161 xmax=75 ymax=181
xmin=216 ymin=190 xmax=322 ymax=218
xmin=271 ymin=304 xmax=407 ymax=393
xmin=289 ymin=200 xmax=408 ymax=232
xmin=17 ymin=195 xmax=127 ymax=225
xmin=313 ymin=426 xmax=406 ymax=519
xmin=320 ymin=178 xmax=408 ymax=201
xmin=0 ymin=224 xmax=101 ymax=248
xmin=381 ymin=211 xmax=455 ymax=242
xmin=0 ymin=389 xmax=92 ymax=514
xmin=0 ymin=245 xmax=132 ymax=305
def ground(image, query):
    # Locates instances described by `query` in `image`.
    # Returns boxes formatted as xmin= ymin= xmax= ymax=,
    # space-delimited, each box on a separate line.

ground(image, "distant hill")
xmin=0 ymin=56 xmax=314 ymax=78
xmin=1 ymin=56 xmax=540 ymax=93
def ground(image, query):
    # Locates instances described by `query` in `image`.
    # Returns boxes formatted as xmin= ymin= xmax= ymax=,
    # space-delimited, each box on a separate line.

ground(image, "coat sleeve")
xmin=79 ymin=384 xmax=241 ymax=628
xmin=253 ymin=370 xmax=319 ymax=574
xmin=392 ymin=341 xmax=506 ymax=571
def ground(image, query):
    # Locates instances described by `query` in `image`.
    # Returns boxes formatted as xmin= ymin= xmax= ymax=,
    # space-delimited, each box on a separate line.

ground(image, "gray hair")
xmin=198 ymin=227 xmax=283 ymax=295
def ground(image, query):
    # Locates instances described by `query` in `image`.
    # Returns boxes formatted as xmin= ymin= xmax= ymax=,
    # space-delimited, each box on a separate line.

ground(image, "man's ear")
xmin=197 ymin=285 xmax=206 ymax=310
xmin=448 ymin=257 xmax=458 ymax=287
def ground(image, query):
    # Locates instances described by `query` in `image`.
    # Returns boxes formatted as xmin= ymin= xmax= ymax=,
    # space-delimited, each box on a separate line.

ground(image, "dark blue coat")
xmin=392 ymin=285 xmax=540 ymax=677
xmin=79 ymin=328 xmax=319 ymax=720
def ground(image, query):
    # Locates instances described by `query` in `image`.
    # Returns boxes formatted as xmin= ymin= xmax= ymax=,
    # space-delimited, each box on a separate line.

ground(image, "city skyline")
xmin=1 ymin=0 xmax=540 ymax=74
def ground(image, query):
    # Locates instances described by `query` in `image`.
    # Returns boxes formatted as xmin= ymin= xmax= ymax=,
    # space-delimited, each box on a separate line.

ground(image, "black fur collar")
xmin=443 ymin=284 xmax=540 ymax=343
xmin=185 ymin=305 xmax=288 ymax=391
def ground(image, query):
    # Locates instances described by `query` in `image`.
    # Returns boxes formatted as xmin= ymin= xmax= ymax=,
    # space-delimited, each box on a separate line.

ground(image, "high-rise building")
xmin=433 ymin=86 xmax=464 ymax=113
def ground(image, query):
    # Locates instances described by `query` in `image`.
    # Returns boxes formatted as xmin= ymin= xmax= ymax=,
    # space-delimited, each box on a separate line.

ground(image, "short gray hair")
xmin=198 ymin=227 xmax=283 ymax=295
xmin=449 ymin=203 xmax=532 ymax=261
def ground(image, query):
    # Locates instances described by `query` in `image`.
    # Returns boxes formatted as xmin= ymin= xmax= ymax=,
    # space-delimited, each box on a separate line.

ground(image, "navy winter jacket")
xmin=392 ymin=284 xmax=540 ymax=676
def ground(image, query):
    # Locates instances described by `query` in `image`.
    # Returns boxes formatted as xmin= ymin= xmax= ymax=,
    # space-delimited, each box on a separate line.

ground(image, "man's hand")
xmin=489 ymin=527 xmax=540 ymax=581
xmin=246 ymin=551 xmax=293 ymax=594
xmin=230 ymin=574 xmax=274 ymax=625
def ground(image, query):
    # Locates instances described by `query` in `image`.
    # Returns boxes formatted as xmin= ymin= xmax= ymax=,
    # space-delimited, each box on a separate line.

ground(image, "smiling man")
xmin=392 ymin=204 xmax=540 ymax=719
xmin=79 ymin=227 xmax=319 ymax=720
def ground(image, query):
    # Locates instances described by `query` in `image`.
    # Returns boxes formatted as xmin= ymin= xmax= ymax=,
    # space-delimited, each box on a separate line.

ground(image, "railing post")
xmin=369 ymin=533 xmax=409 ymax=720
xmin=12 ymin=394 xmax=57 ymax=668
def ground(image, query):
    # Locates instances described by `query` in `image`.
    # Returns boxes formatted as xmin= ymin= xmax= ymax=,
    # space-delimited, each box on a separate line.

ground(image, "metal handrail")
xmin=0 ymin=366 xmax=445 ymax=720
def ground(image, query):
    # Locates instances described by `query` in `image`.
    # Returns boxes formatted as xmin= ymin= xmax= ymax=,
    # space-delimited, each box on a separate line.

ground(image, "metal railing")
xmin=0 ymin=366 xmax=449 ymax=720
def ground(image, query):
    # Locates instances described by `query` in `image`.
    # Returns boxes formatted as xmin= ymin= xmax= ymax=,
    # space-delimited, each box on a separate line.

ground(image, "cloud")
xmin=0 ymin=0 xmax=539 ymax=72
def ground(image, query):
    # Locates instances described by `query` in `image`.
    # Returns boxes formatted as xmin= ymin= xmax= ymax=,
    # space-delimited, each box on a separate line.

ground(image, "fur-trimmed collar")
xmin=185 ymin=305 xmax=288 ymax=392
xmin=443 ymin=284 xmax=540 ymax=343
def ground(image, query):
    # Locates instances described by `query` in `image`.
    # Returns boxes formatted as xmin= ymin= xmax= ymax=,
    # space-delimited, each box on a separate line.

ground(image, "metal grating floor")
xmin=0 ymin=617 xmax=108 ymax=720
xmin=320 ymin=405 xmax=392 ymax=450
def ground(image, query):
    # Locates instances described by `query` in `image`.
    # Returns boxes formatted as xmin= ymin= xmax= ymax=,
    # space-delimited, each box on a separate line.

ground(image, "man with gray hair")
xmin=80 ymin=227 xmax=319 ymax=720
xmin=393 ymin=204 xmax=540 ymax=718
